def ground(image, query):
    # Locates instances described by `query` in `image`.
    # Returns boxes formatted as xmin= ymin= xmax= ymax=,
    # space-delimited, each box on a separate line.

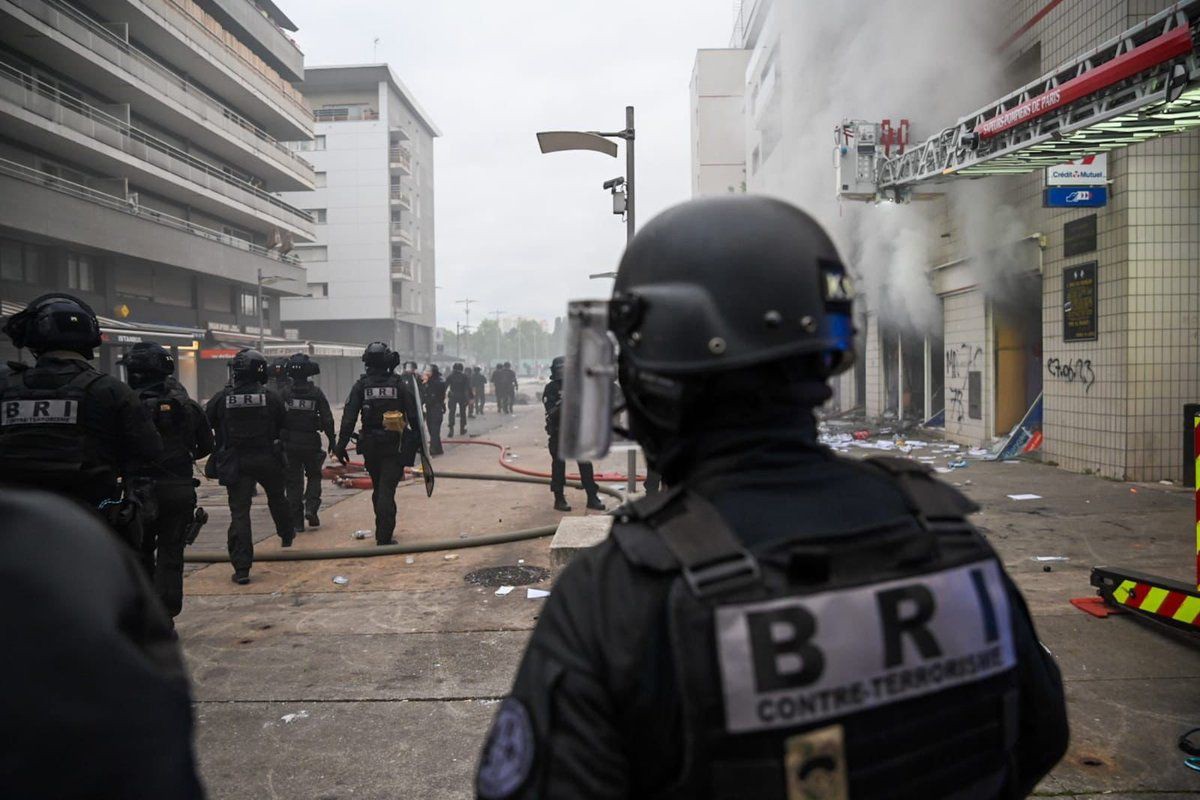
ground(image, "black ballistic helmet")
xmin=287 ymin=352 xmax=319 ymax=380
xmin=229 ymin=348 xmax=268 ymax=384
xmin=362 ymin=341 xmax=400 ymax=371
xmin=452 ymin=362 xmax=464 ymax=372
xmin=269 ymin=357 xmax=288 ymax=380
xmin=549 ymin=355 xmax=565 ymax=381
xmin=611 ymin=196 xmax=854 ymax=377
xmin=120 ymin=342 xmax=175 ymax=389
xmin=2 ymin=293 xmax=103 ymax=356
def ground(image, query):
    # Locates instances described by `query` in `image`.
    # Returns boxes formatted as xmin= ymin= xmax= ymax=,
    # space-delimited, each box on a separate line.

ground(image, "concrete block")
xmin=550 ymin=515 xmax=613 ymax=568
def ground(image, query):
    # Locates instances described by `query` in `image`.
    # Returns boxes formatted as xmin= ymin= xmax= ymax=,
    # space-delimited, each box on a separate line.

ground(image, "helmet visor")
xmin=560 ymin=300 xmax=616 ymax=461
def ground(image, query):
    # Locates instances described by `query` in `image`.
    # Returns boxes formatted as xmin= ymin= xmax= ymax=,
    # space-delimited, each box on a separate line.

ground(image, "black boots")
xmin=231 ymin=569 xmax=250 ymax=585
xmin=306 ymin=512 xmax=320 ymax=529
xmin=553 ymin=493 xmax=571 ymax=512
xmin=585 ymin=493 xmax=605 ymax=511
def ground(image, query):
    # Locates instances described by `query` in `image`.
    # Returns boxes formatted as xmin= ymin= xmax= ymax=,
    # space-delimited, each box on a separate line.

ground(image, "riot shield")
xmin=409 ymin=373 xmax=436 ymax=497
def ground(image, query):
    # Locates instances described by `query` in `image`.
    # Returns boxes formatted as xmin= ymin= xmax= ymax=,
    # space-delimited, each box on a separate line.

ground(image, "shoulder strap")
xmin=860 ymin=456 xmax=979 ymax=534
xmin=648 ymin=490 xmax=761 ymax=599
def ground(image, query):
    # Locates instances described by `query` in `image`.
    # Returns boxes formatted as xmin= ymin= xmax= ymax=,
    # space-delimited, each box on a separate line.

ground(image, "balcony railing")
xmin=0 ymin=155 xmax=299 ymax=264
xmin=0 ymin=60 xmax=313 ymax=229
xmin=388 ymin=145 xmax=412 ymax=172
xmin=169 ymin=0 xmax=309 ymax=117
xmin=388 ymin=187 xmax=411 ymax=209
xmin=390 ymin=256 xmax=414 ymax=280
xmin=5 ymin=0 xmax=311 ymax=175
xmin=314 ymin=106 xmax=379 ymax=122
xmin=389 ymin=223 xmax=414 ymax=245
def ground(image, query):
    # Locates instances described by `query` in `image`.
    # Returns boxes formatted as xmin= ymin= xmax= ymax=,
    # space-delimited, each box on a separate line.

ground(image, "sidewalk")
xmin=178 ymin=411 xmax=1200 ymax=799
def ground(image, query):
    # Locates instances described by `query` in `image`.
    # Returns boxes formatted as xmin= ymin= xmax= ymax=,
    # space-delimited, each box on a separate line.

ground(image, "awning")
xmin=1 ymin=300 xmax=203 ymax=347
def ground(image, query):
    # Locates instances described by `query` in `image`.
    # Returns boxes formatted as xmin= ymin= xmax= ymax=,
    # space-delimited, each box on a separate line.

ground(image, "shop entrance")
xmin=993 ymin=274 xmax=1043 ymax=435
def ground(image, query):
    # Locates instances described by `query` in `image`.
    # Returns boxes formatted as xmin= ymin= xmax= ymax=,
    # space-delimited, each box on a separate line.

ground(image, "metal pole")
xmin=624 ymin=105 xmax=638 ymax=495
xmin=256 ymin=267 xmax=264 ymax=351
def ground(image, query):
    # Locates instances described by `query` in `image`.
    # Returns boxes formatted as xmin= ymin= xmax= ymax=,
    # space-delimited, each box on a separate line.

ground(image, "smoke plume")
xmin=755 ymin=0 xmax=1023 ymax=332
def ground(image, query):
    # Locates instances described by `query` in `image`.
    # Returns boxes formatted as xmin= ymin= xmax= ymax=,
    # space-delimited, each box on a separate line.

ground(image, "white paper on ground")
xmin=495 ymin=585 xmax=515 ymax=596
xmin=1007 ymin=493 xmax=1042 ymax=501
xmin=1032 ymin=556 xmax=1069 ymax=562
xmin=527 ymin=588 xmax=550 ymax=599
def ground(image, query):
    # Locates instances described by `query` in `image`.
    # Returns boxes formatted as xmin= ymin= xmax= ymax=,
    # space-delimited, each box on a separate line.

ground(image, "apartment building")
xmin=279 ymin=64 xmax=439 ymax=364
xmin=0 ymin=0 xmax=315 ymax=398
xmin=697 ymin=0 xmax=1200 ymax=481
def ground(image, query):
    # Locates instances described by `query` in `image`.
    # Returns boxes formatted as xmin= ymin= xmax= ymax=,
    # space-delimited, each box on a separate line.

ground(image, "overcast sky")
xmin=286 ymin=1 xmax=734 ymax=330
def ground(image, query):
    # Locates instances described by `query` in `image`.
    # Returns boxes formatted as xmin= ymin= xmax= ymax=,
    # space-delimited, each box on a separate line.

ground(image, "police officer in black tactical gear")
xmin=121 ymin=342 xmax=213 ymax=619
xmin=446 ymin=361 xmax=472 ymax=436
xmin=476 ymin=197 xmax=1069 ymax=800
xmin=424 ymin=363 xmax=447 ymax=456
xmin=336 ymin=342 xmax=420 ymax=545
xmin=281 ymin=353 xmax=336 ymax=533
xmin=543 ymin=355 xmax=604 ymax=513
xmin=0 ymin=294 xmax=162 ymax=548
xmin=471 ymin=365 xmax=487 ymax=417
xmin=205 ymin=348 xmax=293 ymax=584
xmin=267 ymin=356 xmax=290 ymax=394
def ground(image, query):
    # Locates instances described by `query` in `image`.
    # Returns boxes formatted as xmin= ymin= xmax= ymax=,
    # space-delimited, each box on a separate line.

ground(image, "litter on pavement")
xmin=280 ymin=711 xmax=309 ymax=724
xmin=495 ymin=585 xmax=515 ymax=596
xmin=1033 ymin=556 xmax=1069 ymax=562
xmin=332 ymin=576 xmax=350 ymax=586
xmin=1007 ymin=494 xmax=1042 ymax=501
xmin=527 ymin=588 xmax=550 ymax=599
xmin=353 ymin=530 xmax=370 ymax=540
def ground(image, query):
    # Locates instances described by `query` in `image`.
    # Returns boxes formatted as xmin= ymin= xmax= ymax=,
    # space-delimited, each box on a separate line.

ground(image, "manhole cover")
xmin=465 ymin=565 xmax=550 ymax=587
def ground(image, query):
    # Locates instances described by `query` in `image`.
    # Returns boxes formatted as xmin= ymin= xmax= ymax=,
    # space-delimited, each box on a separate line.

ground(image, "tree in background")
xmin=435 ymin=317 xmax=567 ymax=375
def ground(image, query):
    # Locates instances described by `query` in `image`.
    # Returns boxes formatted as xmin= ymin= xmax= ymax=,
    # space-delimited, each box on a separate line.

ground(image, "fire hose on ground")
xmin=325 ymin=438 xmax=646 ymax=488
xmin=182 ymin=472 xmax=623 ymax=564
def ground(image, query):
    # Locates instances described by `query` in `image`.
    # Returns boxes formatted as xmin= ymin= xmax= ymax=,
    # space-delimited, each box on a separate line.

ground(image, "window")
xmin=155 ymin=269 xmax=192 ymax=307
xmin=296 ymin=245 xmax=328 ymax=262
xmin=305 ymin=208 xmax=327 ymax=223
xmin=308 ymin=282 xmax=328 ymax=298
xmin=294 ymin=135 xmax=326 ymax=152
xmin=222 ymin=225 xmax=253 ymax=243
xmin=67 ymin=252 xmax=94 ymax=291
xmin=1 ymin=240 xmax=45 ymax=283
xmin=314 ymin=171 xmax=327 ymax=187
xmin=115 ymin=265 xmax=154 ymax=299
xmin=200 ymin=281 xmax=233 ymax=313
xmin=1 ymin=241 xmax=24 ymax=281
xmin=240 ymin=292 xmax=259 ymax=317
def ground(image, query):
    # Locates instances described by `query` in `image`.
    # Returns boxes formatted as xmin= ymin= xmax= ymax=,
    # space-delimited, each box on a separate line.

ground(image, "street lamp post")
xmin=256 ymin=268 xmax=287 ymax=351
xmin=536 ymin=106 xmax=638 ymax=495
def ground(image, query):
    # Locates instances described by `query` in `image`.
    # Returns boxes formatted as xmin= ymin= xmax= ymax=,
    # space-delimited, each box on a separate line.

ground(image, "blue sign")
xmin=1044 ymin=186 xmax=1108 ymax=208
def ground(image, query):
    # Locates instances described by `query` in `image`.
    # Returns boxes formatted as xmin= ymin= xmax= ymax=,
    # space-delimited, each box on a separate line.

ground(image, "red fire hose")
xmin=322 ymin=437 xmax=644 ymax=488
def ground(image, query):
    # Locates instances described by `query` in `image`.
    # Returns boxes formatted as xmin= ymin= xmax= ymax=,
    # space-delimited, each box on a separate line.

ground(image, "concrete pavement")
xmin=178 ymin=408 xmax=1200 ymax=799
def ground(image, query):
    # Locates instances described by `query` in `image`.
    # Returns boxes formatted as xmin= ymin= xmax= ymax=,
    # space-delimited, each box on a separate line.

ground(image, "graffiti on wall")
xmin=945 ymin=344 xmax=983 ymax=431
xmin=1046 ymin=357 xmax=1096 ymax=393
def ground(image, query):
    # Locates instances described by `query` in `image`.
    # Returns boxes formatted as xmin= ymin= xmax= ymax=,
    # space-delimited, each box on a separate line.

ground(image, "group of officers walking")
xmin=0 ymin=196 xmax=1071 ymax=799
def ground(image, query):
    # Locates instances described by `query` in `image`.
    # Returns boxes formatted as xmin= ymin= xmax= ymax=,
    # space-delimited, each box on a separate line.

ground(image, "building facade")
xmin=697 ymin=0 xmax=1200 ymax=482
xmin=690 ymin=48 xmax=749 ymax=197
xmin=279 ymin=64 xmax=439 ymax=363
xmin=0 ymin=0 xmax=317 ymax=398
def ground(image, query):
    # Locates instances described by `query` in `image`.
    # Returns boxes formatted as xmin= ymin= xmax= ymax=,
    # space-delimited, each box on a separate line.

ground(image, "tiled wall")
xmin=942 ymin=290 xmax=991 ymax=445
xmin=996 ymin=0 xmax=1198 ymax=480
xmin=865 ymin=313 xmax=885 ymax=419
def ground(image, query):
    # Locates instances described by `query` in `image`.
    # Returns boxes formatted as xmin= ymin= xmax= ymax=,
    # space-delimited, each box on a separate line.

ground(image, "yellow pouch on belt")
xmin=383 ymin=410 xmax=407 ymax=432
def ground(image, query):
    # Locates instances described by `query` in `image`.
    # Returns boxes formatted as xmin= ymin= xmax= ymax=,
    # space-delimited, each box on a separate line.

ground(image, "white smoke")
xmin=755 ymin=0 xmax=1019 ymax=332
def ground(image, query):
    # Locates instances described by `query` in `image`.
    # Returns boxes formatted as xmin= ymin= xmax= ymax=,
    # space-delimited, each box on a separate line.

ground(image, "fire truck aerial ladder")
xmin=836 ymin=0 xmax=1200 ymax=202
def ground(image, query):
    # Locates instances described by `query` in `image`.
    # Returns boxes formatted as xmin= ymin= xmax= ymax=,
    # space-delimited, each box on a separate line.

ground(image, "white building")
xmin=280 ymin=64 xmax=439 ymax=361
xmin=690 ymin=49 xmax=750 ymax=197
xmin=0 ymin=0 xmax=316 ymax=397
